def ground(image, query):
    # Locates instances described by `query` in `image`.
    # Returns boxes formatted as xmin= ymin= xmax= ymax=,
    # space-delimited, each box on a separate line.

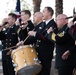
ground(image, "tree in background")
xmin=55 ymin=0 xmax=63 ymax=17
xmin=21 ymin=0 xmax=30 ymax=10
xmin=2 ymin=0 xmax=64 ymax=20
xmin=32 ymin=0 xmax=42 ymax=13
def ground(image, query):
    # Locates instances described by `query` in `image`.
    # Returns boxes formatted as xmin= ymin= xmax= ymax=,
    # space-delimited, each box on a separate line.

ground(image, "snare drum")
xmin=11 ymin=45 xmax=42 ymax=75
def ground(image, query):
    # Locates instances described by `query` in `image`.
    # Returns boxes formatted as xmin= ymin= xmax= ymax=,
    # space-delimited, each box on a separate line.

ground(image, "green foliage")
xmin=5 ymin=0 xmax=33 ymax=13
xmin=21 ymin=0 xmax=29 ymax=10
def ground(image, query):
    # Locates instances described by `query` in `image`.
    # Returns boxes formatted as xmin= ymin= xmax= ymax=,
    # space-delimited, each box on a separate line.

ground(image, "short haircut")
xmin=21 ymin=10 xmax=31 ymax=17
xmin=45 ymin=7 xmax=54 ymax=16
xmin=8 ymin=13 xmax=17 ymax=21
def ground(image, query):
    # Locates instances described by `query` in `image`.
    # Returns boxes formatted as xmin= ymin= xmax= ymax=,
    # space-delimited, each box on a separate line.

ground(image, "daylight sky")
xmin=0 ymin=0 xmax=76 ymax=23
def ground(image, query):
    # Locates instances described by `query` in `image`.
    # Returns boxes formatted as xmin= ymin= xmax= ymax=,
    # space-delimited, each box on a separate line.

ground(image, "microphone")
xmin=3 ymin=22 xmax=8 ymax=26
xmin=19 ymin=18 xmax=21 ymax=24
xmin=65 ymin=16 xmax=73 ymax=19
xmin=18 ymin=18 xmax=28 ymax=26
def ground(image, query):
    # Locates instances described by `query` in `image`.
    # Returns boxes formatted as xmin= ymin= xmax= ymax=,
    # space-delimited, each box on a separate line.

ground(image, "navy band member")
xmin=17 ymin=11 xmax=44 ymax=75
xmin=0 ymin=13 xmax=19 ymax=75
xmin=28 ymin=7 xmax=58 ymax=75
xmin=62 ymin=18 xmax=76 ymax=72
xmin=16 ymin=10 xmax=34 ymax=41
xmin=47 ymin=14 xmax=75 ymax=75
xmin=61 ymin=15 xmax=76 ymax=61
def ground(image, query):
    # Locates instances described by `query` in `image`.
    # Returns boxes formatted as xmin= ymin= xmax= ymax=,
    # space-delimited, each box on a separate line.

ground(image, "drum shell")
xmin=11 ymin=45 xmax=42 ymax=74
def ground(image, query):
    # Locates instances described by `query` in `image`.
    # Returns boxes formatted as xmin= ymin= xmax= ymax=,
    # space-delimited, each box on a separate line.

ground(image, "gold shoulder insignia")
xmin=57 ymin=31 xmax=64 ymax=37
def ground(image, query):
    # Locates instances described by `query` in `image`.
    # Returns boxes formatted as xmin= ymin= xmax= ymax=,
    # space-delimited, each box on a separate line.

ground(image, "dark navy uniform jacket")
xmin=48 ymin=24 xmax=75 ymax=68
xmin=0 ymin=24 xmax=19 ymax=60
xmin=17 ymin=20 xmax=34 ymax=41
xmin=21 ymin=19 xmax=58 ymax=72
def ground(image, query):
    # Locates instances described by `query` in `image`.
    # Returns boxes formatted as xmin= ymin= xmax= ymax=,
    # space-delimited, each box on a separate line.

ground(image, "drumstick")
xmin=3 ymin=45 xmax=17 ymax=51
xmin=23 ymin=35 xmax=30 ymax=44
xmin=23 ymin=28 xmax=35 ymax=44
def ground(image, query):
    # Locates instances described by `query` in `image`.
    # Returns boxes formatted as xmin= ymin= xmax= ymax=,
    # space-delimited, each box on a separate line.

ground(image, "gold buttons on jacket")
xmin=38 ymin=40 xmax=41 ymax=42
xmin=10 ymin=43 xmax=11 ymax=45
xmin=10 ymin=39 xmax=11 ymax=41
xmin=39 ymin=27 xmax=42 ymax=29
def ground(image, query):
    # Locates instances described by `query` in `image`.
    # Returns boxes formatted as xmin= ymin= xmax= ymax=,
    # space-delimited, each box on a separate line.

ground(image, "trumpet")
xmin=65 ymin=14 xmax=76 ymax=22
xmin=65 ymin=14 xmax=76 ymax=19
xmin=0 ymin=22 xmax=10 ymax=31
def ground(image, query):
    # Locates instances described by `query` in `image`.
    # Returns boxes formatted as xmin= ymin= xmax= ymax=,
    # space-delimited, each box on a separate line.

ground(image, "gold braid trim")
xmin=17 ymin=28 xmax=21 ymax=34
xmin=51 ymin=33 xmax=56 ymax=41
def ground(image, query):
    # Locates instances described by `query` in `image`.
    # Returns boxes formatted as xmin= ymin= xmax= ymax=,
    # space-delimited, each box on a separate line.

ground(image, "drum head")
xmin=17 ymin=64 xmax=42 ymax=75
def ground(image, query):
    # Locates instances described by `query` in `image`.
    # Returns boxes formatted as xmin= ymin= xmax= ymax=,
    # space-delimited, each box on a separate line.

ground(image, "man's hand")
xmin=16 ymin=41 xmax=24 ymax=46
xmin=15 ymin=18 xmax=20 ymax=26
xmin=73 ymin=14 xmax=76 ymax=18
xmin=68 ymin=21 xmax=74 ymax=28
xmin=62 ymin=50 xmax=70 ymax=60
xmin=28 ymin=31 xmax=36 ymax=37
xmin=47 ymin=27 xmax=53 ymax=34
